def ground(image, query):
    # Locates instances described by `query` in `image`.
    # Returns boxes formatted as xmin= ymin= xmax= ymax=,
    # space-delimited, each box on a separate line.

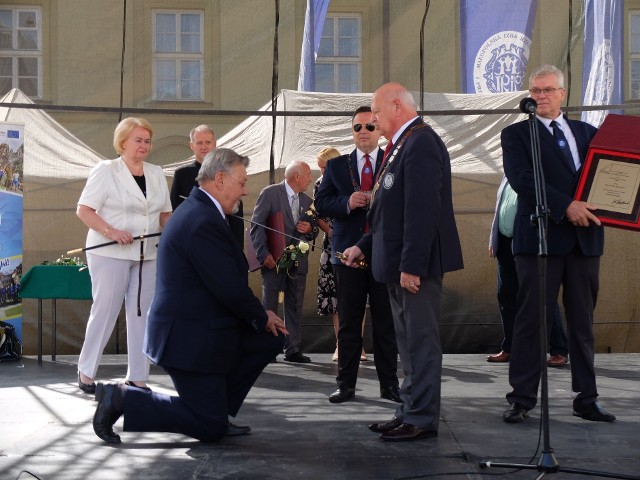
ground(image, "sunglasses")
xmin=353 ymin=123 xmax=375 ymax=133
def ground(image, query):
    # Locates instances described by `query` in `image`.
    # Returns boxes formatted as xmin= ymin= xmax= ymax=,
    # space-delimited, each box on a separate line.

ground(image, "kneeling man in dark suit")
xmin=92 ymin=148 xmax=288 ymax=444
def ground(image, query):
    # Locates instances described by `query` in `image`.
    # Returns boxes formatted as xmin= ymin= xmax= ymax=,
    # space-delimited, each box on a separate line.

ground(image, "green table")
xmin=20 ymin=265 xmax=92 ymax=364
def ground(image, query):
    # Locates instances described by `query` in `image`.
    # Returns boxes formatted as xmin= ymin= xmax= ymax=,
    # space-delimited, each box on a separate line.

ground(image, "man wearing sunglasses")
xmin=315 ymin=106 xmax=400 ymax=405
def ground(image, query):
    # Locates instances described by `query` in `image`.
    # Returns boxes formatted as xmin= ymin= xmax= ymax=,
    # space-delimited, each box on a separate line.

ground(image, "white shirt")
xmin=391 ymin=116 xmax=420 ymax=145
xmin=538 ymin=114 xmax=581 ymax=171
xmin=199 ymin=187 xmax=226 ymax=221
xmin=284 ymin=180 xmax=296 ymax=209
xmin=356 ymin=147 xmax=380 ymax=180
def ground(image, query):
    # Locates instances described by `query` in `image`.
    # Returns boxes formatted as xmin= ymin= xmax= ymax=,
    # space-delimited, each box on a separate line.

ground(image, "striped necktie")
xmin=291 ymin=193 xmax=299 ymax=223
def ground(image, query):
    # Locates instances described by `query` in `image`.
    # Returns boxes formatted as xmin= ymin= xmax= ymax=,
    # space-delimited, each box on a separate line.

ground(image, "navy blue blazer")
xmin=315 ymin=149 xmax=384 ymax=265
xmin=502 ymin=116 xmax=603 ymax=256
xmin=356 ymin=118 xmax=464 ymax=283
xmin=170 ymin=161 xmax=245 ymax=247
xmin=144 ymin=187 xmax=268 ymax=375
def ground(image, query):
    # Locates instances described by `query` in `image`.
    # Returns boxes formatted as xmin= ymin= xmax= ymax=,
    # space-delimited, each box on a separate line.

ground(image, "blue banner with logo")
xmin=460 ymin=0 xmax=538 ymax=93
xmin=0 ymin=122 xmax=24 ymax=342
xmin=581 ymin=0 xmax=624 ymax=127
xmin=297 ymin=0 xmax=330 ymax=91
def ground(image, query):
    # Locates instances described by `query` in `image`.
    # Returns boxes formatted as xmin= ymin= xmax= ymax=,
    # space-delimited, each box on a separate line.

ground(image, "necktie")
xmin=360 ymin=154 xmax=373 ymax=192
xmin=376 ymin=142 xmax=393 ymax=183
xmin=550 ymin=120 xmax=576 ymax=172
xmin=291 ymin=193 xmax=299 ymax=223
xmin=383 ymin=141 xmax=393 ymax=161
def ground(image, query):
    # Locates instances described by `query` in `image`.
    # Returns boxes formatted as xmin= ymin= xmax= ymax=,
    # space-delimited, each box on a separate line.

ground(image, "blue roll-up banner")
xmin=0 ymin=122 xmax=24 ymax=342
xmin=460 ymin=0 xmax=538 ymax=93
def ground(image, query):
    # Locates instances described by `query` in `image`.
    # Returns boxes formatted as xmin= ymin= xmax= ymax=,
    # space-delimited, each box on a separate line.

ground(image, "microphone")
xmin=519 ymin=97 xmax=537 ymax=114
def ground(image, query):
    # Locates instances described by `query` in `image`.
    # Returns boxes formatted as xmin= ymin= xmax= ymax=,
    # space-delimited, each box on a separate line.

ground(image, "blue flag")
xmin=297 ymin=0 xmax=330 ymax=91
xmin=581 ymin=0 xmax=624 ymax=127
xmin=460 ymin=0 xmax=538 ymax=93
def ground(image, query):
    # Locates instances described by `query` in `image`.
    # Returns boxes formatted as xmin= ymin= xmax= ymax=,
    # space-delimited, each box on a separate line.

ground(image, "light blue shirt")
xmin=498 ymin=181 xmax=518 ymax=238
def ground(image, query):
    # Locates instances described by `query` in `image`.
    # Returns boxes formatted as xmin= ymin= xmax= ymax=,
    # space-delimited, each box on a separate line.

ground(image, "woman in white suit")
xmin=76 ymin=117 xmax=172 ymax=393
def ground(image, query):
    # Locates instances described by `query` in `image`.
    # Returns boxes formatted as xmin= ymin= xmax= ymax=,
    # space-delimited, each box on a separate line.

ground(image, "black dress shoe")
xmin=573 ymin=401 xmax=616 ymax=422
xmin=329 ymin=386 xmax=355 ymax=403
xmin=369 ymin=417 xmax=402 ymax=433
xmin=78 ymin=372 xmax=96 ymax=394
xmin=503 ymin=402 xmax=529 ymax=423
xmin=283 ymin=352 xmax=311 ymax=364
xmin=124 ymin=380 xmax=152 ymax=391
xmin=93 ymin=383 xmax=125 ymax=444
xmin=379 ymin=423 xmax=437 ymax=442
xmin=226 ymin=422 xmax=251 ymax=436
xmin=380 ymin=385 xmax=402 ymax=403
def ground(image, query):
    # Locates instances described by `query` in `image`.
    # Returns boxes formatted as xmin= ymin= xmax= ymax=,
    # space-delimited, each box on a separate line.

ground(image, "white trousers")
xmin=77 ymin=253 xmax=156 ymax=381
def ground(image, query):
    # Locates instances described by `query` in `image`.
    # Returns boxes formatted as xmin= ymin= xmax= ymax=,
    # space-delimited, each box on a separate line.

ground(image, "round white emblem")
xmin=473 ymin=31 xmax=531 ymax=93
xmin=582 ymin=39 xmax=615 ymax=128
xmin=383 ymin=173 xmax=394 ymax=189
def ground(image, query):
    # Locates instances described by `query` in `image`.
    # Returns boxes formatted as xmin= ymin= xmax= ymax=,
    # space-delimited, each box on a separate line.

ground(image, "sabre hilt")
xmin=335 ymin=251 xmax=367 ymax=269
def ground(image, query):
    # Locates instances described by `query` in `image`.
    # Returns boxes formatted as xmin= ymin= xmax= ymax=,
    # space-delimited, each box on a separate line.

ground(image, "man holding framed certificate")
xmin=501 ymin=64 xmax=615 ymax=424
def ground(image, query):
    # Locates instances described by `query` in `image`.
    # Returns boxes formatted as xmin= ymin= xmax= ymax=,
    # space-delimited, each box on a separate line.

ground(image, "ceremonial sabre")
xmin=66 ymin=232 xmax=163 ymax=317
xmin=231 ymin=215 xmax=366 ymax=268
xmin=66 ymin=232 xmax=162 ymax=255
xmin=178 ymin=196 xmax=366 ymax=267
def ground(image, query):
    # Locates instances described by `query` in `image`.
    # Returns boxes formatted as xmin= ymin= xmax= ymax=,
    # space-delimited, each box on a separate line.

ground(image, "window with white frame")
xmin=315 ymin=14 xmax=361 ymax=93
xmin=0 ymin=7 xmax=41 ymax=98
xmin=630 ymin=11 xmax=640 ymax=100
xmin=153 ymin=10 xmax=204 ymax=101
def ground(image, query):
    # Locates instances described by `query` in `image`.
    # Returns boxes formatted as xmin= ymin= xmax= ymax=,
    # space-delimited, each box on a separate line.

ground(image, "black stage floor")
xmin=1 ymin=353 xmax=639 ymax=480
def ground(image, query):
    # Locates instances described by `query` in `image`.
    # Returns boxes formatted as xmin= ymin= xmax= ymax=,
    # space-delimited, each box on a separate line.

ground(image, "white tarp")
xmin=1 ymin=87 xmax=527 ymax=179
xmin=165 ymin=89 xmax=528 ymax=176
xmin=0 ymin=89 xmax=104 ymax=181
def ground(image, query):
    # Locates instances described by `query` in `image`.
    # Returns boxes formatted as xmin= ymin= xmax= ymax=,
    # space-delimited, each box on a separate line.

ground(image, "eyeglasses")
xmin=353 ymin=123 xmax=375 ymax=133
xmin=529 ymin=87 xmax=563 ymax=96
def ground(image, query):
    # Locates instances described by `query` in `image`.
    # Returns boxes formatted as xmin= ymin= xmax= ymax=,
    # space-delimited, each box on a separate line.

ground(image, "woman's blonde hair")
xmin=316 ymin=147 xmax=341 ymax=167
xmin=113 ymin=117 xmax=153 ymax=155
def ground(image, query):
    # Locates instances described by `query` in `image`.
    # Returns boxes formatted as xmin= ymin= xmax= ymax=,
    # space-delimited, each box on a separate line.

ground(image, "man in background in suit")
xmin=250 ymin=160 xmax=317 ymax=364
xmin=91 ymin=148 xmax=287 ymax=444
xmin=170 ymin=124 xmax=244 ymax=246
xmin=501 ymin=64 xmax=614 ymax=424
xmin=487 ymin=176 xmax=569 ymax=367
xmin=344 ymin=83 xmax=464 ymax=441
xmin=315 ymin=106 xmax=400 ymax=404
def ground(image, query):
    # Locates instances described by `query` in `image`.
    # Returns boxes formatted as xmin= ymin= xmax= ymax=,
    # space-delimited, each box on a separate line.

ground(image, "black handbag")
xmin=0 ymin=320 xmax=22 ymax=361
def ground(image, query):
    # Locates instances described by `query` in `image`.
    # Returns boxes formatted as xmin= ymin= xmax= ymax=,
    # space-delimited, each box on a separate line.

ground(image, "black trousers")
xmin=334 ymin=264 xmax=398 ymax=389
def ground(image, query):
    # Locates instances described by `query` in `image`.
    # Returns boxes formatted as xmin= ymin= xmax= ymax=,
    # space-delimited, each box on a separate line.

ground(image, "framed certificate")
xmin=575 ymin=147 xmax=640 ymax=230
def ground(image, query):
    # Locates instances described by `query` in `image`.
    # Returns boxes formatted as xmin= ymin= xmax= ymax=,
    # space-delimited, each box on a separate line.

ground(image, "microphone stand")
xmin=480 ymin=105 xmax=638 ymax=479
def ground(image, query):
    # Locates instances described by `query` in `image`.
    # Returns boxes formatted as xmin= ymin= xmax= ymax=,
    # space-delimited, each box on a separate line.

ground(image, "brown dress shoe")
xmin=379 ymin=423 xmax=437 ymax=441
xmin=487 ymin=351 xmax=510 ymax=363
xmin=369 ymin=417 xmax=402 ymax=433
xmin=547 ymin=354 xmax=568 ymax=367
